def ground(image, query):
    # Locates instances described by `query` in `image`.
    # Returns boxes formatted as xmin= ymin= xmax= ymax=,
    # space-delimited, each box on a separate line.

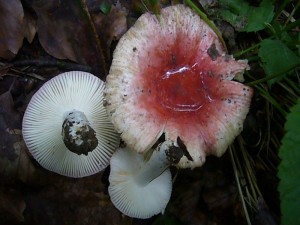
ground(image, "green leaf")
xmin=219 ymin=0 xmax=249 ymax=31
xmin=219 ymin=0 xmax=274 ymax=32
xmin=278 ymin=98 xmax=300 ymax=225
xmin=245 ymin=0 xmax=274 ymax=32
xmin=99 ymin=2 xmax=111 ymax=15
xmin=258 ymin=39 xmax=300 ymax=86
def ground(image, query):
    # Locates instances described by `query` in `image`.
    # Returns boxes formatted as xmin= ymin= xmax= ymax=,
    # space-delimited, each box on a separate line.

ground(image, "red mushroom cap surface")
xmin=105 ymin=4 xmax=253 ymax=168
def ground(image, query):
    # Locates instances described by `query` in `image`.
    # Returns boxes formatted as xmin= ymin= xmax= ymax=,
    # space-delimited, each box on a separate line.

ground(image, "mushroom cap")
xmin=22 ymin=71 xmax=120 ymax=178
xmin=108 ymin=147 xmax=172 ymax=219
xmin=105 ymin=4 xmax=253 ymax=168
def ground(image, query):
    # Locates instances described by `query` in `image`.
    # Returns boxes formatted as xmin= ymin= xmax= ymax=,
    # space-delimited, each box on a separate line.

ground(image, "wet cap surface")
xmin=105 ymin=5 xmax=253 ymax=168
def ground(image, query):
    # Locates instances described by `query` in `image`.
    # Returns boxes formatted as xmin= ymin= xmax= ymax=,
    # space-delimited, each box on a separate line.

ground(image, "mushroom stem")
xmin=134 ymin=141 xmax=172 ymax=186
xmin=62 ymin=110 xmax=98 ymax=155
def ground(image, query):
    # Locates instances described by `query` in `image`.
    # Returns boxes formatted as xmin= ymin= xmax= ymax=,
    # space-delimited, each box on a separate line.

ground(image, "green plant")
xmin=278 ymin=98 xmax=300 ymax=225
xmin=183 ymin=0 xmax=300 ymax=224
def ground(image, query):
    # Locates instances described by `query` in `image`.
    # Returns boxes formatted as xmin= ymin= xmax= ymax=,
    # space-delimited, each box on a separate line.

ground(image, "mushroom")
xmin=22 ymin=71 xmax=120 ymax=178
xmin=105 ymin=4 xmax=253 ymax=168
xmin=108 ymin=141 xmax=173 ymax=219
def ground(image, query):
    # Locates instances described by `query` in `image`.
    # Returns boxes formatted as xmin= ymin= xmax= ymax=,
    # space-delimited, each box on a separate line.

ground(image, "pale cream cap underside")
xmin=22 ymin=71 xmax=120 ymax=177
xmin=108 ymin=148 xmax=172 ymax=219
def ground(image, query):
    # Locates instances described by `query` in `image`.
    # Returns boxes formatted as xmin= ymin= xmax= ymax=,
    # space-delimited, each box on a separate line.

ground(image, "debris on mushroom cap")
xmin=22 ymin=71 xmax=120 ymax=178
xmin=108 ymin=142 xmax=172 ymax=219
xmin=105 ymin=4 xmax=253 ymax=168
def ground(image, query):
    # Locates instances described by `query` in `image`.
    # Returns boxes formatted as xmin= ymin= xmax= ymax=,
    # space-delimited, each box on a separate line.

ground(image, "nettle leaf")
xmin=278 ymin=98 xmax=300 ymax=225
xmin=219 ymin=0 xmax=248 ymax=31
xmin=245 ymin=0 xmax=274 ymax=32
xmin=219 ymin=0 xmax=274 ymax=32
xmin=258 ymin=39 xmax=300 ymax=86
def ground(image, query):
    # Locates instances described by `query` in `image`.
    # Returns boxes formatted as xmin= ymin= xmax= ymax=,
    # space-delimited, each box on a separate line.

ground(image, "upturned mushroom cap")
xmin=22 ymin=71 xmax=120 ymax=177
xmin=108 ymin=144 xmax=172 ymax=219
xmin=105 ymin=4 xmax=253 ymax=168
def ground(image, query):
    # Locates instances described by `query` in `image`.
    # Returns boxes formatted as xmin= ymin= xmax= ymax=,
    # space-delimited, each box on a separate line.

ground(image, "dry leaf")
xmin=0 ymin=188 xmax=26 ymax=224
xmin=0 ymin=91 xmax=21 ymax=129
xmin=0 ymin=132 xmax=36 ymax=184
xmin=24 ymin=173 xmax=126 ymax=225
xmin=202 ymin=185 xmax=238 ymax=210
xmin=23 ymin=10 xmax=37 ymax=43
xmin=0 ymin=91 xmax=36 ymax=183
xmin=31 ymin=0 xmax=107 ymax=76
xmin=90 ymin=3 xmax=128 ymax=61
xmin=0 ymin=0 xmax=25 ymax=59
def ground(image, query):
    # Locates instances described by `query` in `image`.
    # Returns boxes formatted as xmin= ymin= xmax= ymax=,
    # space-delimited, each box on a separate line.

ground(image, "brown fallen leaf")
xmin=202 ymin=185 xmax=238 ymax=210
xmin=0 ymin=131 xmax=36 ymax=184
xmin=23 ymin=173 xmax=128 ymax=225
xmin=30 ymin=0 xmax=107 ymax=77
xmin=0 ymin=90 xmax=36 ymax=184
xmin=90 ymin=3 xmax=128 ymax=62
xmin=0 ymin=188 xmax=26 ymax=224
xmin=23 ymin=9 xmax=37 ymax=44
xmin=0 ymin=0 xmax=25 ymax=59
xmin=0 ymin=90 xmax=21 ymax=129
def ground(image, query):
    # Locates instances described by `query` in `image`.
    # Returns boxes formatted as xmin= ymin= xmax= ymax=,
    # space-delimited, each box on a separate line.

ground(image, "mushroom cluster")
xmin=22 ymin=71 xmax=120 ymax=178
xmin=22 ymin=3 xmax=254 ymax=220
xmin=105 ymin=4 xmax=253 ymax=169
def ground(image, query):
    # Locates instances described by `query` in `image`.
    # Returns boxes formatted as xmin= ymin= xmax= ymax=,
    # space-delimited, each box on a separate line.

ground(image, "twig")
xmin=229 ymin=146 xmax=252 ymax=225
xmin=184 ymin=0 xmax=228 ymax=52
xmin=11 ymin=59 xmax=93 ymax=72
xmin=78 ymin=0 xmax=108 ymax=74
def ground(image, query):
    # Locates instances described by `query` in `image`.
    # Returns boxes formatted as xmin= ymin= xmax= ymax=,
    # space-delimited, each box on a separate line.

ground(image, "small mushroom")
xmin=108 ymin=141 xmax=173 ymax=219
xmin=105 ymin=5 xmax=253 ymax=168
xmin=22 ymin=71 xmax=120 ymax=178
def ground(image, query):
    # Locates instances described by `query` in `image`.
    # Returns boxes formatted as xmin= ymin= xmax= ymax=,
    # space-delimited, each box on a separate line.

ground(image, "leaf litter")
xmin=0 ymin=0 xmax=298 ymax=224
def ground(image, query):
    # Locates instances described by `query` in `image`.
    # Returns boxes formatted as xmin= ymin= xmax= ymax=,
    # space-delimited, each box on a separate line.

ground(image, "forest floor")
xmin=1 ymin=0 xmax=299 ymax=225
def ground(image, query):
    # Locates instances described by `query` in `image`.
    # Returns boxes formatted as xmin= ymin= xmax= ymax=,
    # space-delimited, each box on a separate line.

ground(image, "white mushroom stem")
xmin=135 ymin=141 xmax=171 ymax=186
xmin=63 ymin=110 xmax=92 ymax=142
xmin=108 ymin=140 xmax=174 ymax=219
xmin=62 ymin=110 xmax=98 ymax=155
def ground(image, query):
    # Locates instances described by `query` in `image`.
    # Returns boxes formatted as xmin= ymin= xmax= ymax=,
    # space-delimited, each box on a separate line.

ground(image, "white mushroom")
xmin=108 ymin=141 xmax=173 ymax=219
xmin=22 ymin=71 xmax=120 ymax=178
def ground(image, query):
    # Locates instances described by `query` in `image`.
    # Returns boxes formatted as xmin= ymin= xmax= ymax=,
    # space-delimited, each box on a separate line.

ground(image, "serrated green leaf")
xmin=258 ymin=39 xmax=300 ymax=86
xmin=219 ymin=0 xmax=249 ymax=31
xmin=245 ymin=0 xmax=274 ymax=32
xmin=219 ymin=0 xmax=274 ymax=32
xmin=278 ymin=98 xmax=300 ymax=225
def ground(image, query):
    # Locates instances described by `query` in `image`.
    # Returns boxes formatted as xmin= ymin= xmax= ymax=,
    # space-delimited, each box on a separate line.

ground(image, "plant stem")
xmin=135 ymin=141 xmax=170 ymax=186
xmin=229 ymin=147 xmax=252 ymax=225
xmin=283 ymin=18 xmax=300 ymax=32
xmin=234 ymin=43 xmax=261 ymax=58
xmin=273 ymin=0 xmax=290 ymax=22
xmin=255 ymin=85 xmax=287 ymax=116
xmin=284 ymin=1 xmax=300 ymax=26
xmin=246 ymin=62 xmax=300 ymax=86
xmin=284 ymin=77 xmax=300 ymax=95
xmin=184 ymin=0 xmax=227 ymax=52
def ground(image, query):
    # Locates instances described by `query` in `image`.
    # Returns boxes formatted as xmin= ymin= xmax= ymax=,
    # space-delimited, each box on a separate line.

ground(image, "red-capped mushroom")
xmin=105 ymin=4 xmax=253 ymax=168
